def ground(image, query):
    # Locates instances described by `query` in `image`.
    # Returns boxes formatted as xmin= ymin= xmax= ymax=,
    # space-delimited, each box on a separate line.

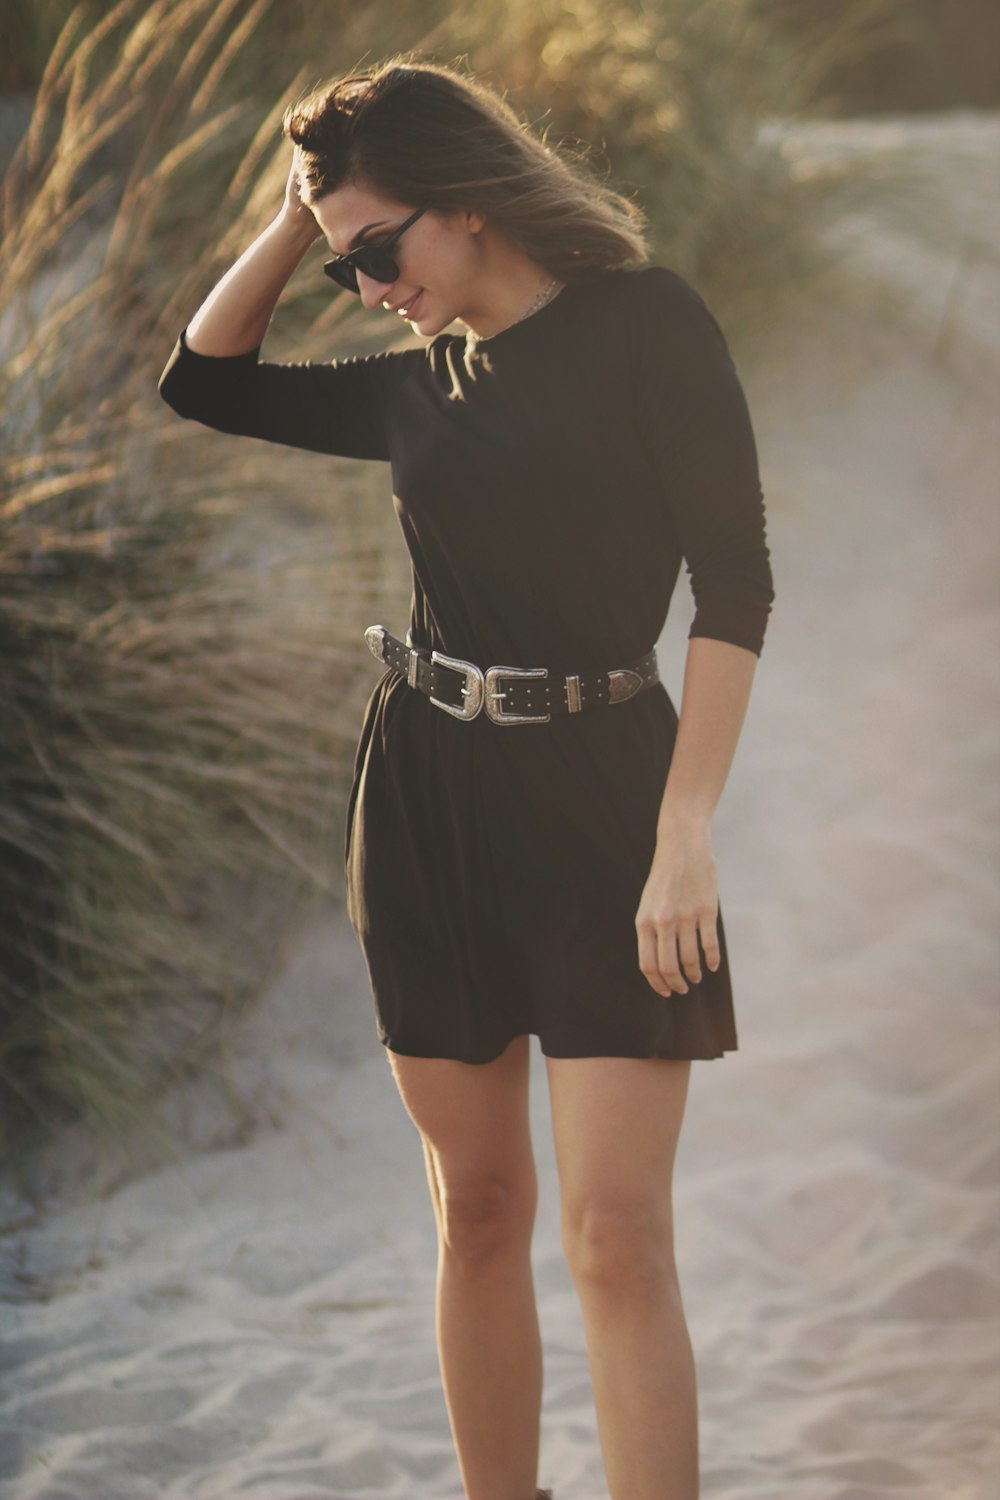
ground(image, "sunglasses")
xmin=322 ymin=203 xmax=431 ymax=293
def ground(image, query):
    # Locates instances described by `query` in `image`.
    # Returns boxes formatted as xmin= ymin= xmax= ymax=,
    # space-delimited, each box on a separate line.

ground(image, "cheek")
xmin=416 ymin=232 xmax=471 ymax=286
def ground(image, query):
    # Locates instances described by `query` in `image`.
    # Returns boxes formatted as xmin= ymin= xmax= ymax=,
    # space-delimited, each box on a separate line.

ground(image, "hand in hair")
xmin=281 ymin=145 xmax=321 ymax=241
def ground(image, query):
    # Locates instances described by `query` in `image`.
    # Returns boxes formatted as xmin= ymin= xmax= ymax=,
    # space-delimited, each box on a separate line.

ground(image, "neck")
xmin=460 ymin=234 xmax=563 ymax=340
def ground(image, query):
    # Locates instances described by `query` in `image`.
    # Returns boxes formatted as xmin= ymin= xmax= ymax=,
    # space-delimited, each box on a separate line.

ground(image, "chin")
xmin=413 ymin=309 xmax=452 ymax=337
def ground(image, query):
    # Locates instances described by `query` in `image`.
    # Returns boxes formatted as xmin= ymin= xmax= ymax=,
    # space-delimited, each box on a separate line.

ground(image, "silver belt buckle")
xmin=429 ymin=654 xmax=551 ymax=724
xmin=484 ymin=665 xmax=550 ymax=724
xmin=429 ymin=651 xmax=485 ymax=720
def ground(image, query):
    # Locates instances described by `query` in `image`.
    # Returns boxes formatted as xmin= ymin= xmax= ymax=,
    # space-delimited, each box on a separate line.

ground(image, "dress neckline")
xmin=462 ymin=276 xmax=589 ymax=350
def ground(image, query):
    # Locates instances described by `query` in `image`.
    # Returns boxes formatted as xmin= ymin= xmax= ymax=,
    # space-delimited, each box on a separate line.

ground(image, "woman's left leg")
xmin=546 ymin=1053 xmax=698 ymax=1500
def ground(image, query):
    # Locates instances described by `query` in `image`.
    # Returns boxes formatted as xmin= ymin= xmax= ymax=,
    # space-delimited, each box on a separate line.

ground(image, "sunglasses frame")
xmin=322 ymin=203 xmax=431 ymax=293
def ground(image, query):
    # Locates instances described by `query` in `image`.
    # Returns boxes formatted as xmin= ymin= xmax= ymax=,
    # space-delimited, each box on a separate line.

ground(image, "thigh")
xmin=388 ymin=1033 xmax=536 ymax=1193
xmin=546 ymin=1054 xmax=691 ymax=1217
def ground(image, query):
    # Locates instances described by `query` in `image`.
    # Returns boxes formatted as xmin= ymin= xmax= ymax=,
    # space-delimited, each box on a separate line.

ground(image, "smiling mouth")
xmin=394 ymin=290 xmax=423 ymax=318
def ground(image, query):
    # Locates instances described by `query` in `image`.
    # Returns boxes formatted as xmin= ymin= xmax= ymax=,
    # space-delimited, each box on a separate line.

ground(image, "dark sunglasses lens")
xmin=355 ymin=248 xmax=400 ymax=285
xmin=324 ymin=259 xmax=360 ymax=292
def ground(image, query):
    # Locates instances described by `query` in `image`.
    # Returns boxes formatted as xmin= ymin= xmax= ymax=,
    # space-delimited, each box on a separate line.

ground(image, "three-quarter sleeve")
xmin=627 ymin=267 xmax=775 ymax=656
xmin=158 ymin=328 xmax=421 ymax=462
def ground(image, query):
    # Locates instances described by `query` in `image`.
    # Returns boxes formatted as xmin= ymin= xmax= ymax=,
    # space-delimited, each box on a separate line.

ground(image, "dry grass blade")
xmin=190 ymin=0 xmax=274 ymax=118
xmin=0 ymin=0 xmax=386 ymax=1191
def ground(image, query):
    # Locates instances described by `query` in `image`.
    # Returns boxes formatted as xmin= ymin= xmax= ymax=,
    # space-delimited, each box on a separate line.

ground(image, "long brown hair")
xmin=281 ymin=56 xmax=650 ymax=282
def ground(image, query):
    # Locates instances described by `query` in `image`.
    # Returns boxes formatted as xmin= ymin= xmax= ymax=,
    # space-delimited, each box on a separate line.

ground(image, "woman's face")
xmin=309 ymin=180 xmax=486 ymax=336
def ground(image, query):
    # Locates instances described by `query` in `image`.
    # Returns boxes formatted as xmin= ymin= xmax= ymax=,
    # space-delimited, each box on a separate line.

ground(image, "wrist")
xmin=272 ymin=210 xmax=322 ymax=250
xmin=657 ymin=807 xmax=712 ymax=841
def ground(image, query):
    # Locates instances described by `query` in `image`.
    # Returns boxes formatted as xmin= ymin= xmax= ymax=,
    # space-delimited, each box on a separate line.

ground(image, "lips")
xmin=393 ymin=290 xmax=423 ymax=318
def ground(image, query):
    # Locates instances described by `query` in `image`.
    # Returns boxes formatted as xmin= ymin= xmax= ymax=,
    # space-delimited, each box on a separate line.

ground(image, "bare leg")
xmin=388 ymin=1034 xmax=543 ymax=1500
xmin=547 ymin=1054 xmax=698 ymax=1499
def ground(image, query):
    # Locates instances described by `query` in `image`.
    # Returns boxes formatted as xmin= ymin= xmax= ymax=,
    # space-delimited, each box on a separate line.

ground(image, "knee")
xmin=562 ymin=1199 xmax=676 ymax=1297
xmin=437 ymin=1173 xmax=536 ymax=1271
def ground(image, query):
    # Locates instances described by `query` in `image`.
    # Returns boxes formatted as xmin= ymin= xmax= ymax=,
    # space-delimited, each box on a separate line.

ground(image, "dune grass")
xmin=0 ymin=0 xmax=408 ymax=1201
xmin=1 ymin=0 xmax=894 ymax=1210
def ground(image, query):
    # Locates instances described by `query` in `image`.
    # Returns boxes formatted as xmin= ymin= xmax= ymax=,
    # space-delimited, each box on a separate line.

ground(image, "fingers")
xmin=699 ymin=916 xmax=722 ymax=976
xmin=283 ymin=146 xmax=311 ymax=214
xmin=675 ymin=923 xmax=701 ymax=988
xmin=636 ymin=911 xmax=721 ymax=996
xmin=637 ymin=921 xmax=670 ymax=996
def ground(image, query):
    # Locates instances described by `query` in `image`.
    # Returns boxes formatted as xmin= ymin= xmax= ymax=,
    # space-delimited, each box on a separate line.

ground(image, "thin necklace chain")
xmin=467 ymin=276 xmax=565 ymax=345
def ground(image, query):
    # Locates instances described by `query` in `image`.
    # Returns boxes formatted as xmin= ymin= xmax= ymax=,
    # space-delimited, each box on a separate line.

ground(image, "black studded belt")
xmin=365 ymin=624 xmax=660 ymax=725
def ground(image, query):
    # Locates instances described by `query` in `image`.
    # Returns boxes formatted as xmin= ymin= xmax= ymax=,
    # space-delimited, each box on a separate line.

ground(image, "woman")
xmin=159 ymin=55 xmax=774 ymax=1500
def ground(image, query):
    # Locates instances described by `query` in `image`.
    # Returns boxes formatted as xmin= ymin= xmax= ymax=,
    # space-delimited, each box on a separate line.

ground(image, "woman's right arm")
xmin=158 ymin=151 xmax=409 ymax=462
xmin=185 ymin=151 xmax=321 ymax=357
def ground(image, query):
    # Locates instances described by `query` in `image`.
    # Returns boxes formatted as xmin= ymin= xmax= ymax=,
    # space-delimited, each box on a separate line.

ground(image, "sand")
xmin=1 ymin=111 xmax=998 ymax=1499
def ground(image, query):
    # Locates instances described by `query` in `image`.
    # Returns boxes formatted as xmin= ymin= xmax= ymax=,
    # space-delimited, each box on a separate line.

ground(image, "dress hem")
xmin=378 ymin=1030 xmax=737 ymax=1064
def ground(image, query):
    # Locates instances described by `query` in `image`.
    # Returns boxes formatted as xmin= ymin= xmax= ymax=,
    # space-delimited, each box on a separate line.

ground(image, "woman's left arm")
xmin=635 ymin=636 xmax=757 ymax=997
xmin=627 ymin=268 xmax=775 ymax=997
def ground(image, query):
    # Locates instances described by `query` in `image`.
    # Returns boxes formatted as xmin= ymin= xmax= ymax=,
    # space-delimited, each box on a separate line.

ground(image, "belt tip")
xmin=365 ymin=624 xmax=387 ymax=662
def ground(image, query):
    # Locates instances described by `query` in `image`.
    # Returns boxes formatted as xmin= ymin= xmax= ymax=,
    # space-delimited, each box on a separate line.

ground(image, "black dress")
xmin=159 ymin=264 xmax=775 ymax=1062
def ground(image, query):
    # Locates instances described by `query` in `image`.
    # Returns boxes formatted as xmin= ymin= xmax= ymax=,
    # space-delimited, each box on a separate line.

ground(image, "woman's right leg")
xmin=387 ymin=1033 xmax=543 ymax=1500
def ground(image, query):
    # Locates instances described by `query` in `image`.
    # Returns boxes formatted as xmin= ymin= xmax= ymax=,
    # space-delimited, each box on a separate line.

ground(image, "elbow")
xmin=157 ymin=386 xmax=202 ymax=425
xmin=157 ymin=364 xmax=219 ymax=425
xmin=688 ymin=612 xmax=772 ymax=659
xmin=156 ymin=329 xmax=257 ymax=429
xmin=157 ymin=342 xmax=197 ymax=419
xmin=157 ymin=369 xmax=185 ymax=417
xmin=688 ymin=569 xmax=775 ymax=659
xmin=157 ymin=328 xmax=224 ymax=421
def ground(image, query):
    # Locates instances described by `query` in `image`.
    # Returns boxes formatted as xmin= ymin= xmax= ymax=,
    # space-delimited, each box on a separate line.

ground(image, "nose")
xmin=356 ymin=268 xmax=395 ymax=309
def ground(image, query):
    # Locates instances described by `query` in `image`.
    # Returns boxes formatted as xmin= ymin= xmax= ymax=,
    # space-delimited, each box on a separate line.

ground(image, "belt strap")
xmin=365 ymin=625 xmax=660 ymax=724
